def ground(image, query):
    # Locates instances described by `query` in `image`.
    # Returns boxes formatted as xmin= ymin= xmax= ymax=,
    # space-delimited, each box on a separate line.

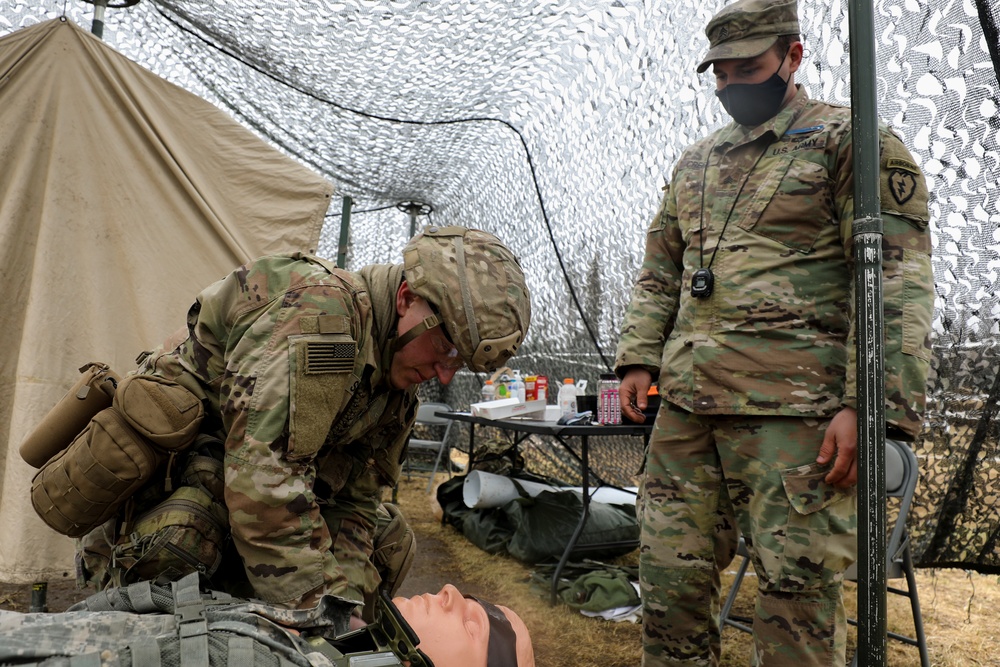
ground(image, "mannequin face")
xmin=393 ymin=584 xmax=535 ymax=667
xmin=390 ymin=282 xmax=463 ymax=390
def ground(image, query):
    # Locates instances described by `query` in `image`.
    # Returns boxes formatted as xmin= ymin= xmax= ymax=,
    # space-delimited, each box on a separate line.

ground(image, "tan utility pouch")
xmin=113 ymin=375 xmax=205 ymax=449
xmin=19 ymin=362 xmax=121 ymax=469
xmin=31 ymin=375 xmax=205 ymax=538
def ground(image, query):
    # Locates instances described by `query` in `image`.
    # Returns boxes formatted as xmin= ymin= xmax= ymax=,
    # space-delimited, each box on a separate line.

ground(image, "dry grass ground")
xmin=396 ymin=474 xmax=1000 ymax=667
xmin=1 ymin=474 xmax=996 ymax=666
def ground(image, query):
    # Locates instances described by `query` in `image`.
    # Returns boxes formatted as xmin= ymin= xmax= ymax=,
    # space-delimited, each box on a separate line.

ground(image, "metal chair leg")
xmin=720 ymin=549 xmax=754 ymax=634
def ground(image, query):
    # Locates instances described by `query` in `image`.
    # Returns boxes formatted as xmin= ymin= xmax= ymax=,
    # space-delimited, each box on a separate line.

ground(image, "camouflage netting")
xmin=3 ymin=0 xmax=998 ymax=572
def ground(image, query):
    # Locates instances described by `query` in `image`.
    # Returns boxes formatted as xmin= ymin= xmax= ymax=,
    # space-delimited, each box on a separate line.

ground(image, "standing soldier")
xmin=58 ymin=225 xmax=529 ymax=621
xmin=615 ymin=1 xmax=932 ymax=665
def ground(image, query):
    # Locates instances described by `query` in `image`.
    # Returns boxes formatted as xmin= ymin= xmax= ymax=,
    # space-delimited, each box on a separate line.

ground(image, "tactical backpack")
xmin=20 ymin=363 xmax=227 ymax=587
xmin=25 ymin=364 xmax=206 ymax=537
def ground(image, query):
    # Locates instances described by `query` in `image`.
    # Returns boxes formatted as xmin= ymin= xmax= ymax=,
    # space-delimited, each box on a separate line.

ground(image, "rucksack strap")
xmin=127 ymin=637 xmax=162 ymax=667
xmin=173 ymin=574 xmax=211 ymax=667
xmin=227 ymin=636 xmax=255 ymax=666
xmin=77 ymin=579 xmax=167 ymax=613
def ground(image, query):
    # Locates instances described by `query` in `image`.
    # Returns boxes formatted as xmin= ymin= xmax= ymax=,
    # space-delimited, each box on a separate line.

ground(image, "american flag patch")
xmin=305 ymin=341 xmax=354 ymax=373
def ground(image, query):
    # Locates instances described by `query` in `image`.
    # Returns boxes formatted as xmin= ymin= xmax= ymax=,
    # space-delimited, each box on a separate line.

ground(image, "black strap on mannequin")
xmin=465 ymin=596 xmax=519 ymax=667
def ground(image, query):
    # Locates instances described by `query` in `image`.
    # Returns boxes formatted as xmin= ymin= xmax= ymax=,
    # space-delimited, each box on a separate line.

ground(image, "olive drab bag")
xmin=25 ymin=365 xmax=206 ymax=537
xmin=77 ymin=437 xmax=231 ymax=589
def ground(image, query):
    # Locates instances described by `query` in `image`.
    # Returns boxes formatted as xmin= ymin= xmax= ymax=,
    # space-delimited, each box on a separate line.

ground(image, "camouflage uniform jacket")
xmin=615 ymin=87 xmax=933 ymax=438
xmin=138 ymin=254 xmax=417 ymax=607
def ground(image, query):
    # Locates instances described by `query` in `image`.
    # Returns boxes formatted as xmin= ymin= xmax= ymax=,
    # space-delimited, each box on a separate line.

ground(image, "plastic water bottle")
xmin=511 ymin=370 xmax=526 ymax=402
xmin=558 ymin=378 xmax=578 ymax=416
xmin=481 ymin=380 xmax=495 ymax=403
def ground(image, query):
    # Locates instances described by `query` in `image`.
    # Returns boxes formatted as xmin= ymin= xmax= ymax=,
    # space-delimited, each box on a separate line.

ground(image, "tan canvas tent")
xmin=0 ymin=18 xmax=334 ymax=583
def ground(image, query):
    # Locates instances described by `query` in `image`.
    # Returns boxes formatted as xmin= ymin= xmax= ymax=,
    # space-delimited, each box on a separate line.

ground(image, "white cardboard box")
xmin=470 ymin=398 xmax=547 ymax=420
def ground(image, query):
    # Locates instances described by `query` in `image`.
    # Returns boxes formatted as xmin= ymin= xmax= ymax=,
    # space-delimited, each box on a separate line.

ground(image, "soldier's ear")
xmin=787 ymin=41 xmax=804 ymax=74
xmin=396 ymin=280 xmax=418 ymax=315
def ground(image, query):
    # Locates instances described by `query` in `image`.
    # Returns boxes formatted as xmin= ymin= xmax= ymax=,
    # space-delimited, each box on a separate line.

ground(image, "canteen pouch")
xmin=110 ymin=453 xmax=229 ymax=584
xmin=31 ymin=407 xmax=161 ymax=537
xmin=31 ymin=375 xmax=206 ymax=538
xmin=19 ymin=362 xmax=121 ymax=469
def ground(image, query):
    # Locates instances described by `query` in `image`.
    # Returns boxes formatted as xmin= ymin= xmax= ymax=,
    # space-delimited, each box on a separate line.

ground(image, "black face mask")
xmin=716 ymin=50 xmax=789 ymax=126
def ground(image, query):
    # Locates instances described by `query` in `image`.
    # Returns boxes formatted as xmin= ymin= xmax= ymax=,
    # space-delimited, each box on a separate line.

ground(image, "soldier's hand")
xmin=620 ymin=368 xmax=653 ymax=424
xmin=818 ymin=407 xmax=858 ymax=488
xmin=349 ymin=613 xmax=368 ymax=631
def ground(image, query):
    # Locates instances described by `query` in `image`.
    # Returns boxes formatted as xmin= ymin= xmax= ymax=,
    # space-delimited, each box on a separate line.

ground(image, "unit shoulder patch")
xmin=879 ymin=136 xmax=929 ymax=224
xmin=886 ymin=157 xmax=919 ymax=174
xmin=887 ymin=169 xmax=918 ymax=205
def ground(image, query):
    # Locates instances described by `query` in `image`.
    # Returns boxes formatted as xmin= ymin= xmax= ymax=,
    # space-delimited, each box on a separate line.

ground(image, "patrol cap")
xmin=403 ymin=225 xmax=531 ymax=373
xmin=696 ymin=0 xmax=800 ymax=73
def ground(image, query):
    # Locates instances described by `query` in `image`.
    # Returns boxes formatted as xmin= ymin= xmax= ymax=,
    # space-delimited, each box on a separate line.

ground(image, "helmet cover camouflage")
xmin=403 ymin=226 xmax=531 ymax=373
xmin=696 ymin=0 xmax=800 ymax=73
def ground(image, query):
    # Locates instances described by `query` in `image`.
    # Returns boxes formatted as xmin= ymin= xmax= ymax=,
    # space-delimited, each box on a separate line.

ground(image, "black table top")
xmin=436 ymin=410 xmax=652 ymax=437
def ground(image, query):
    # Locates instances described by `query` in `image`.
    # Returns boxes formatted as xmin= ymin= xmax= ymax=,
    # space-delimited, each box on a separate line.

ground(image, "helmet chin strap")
xmin=390 ymin=314 xmax=441 ymax=356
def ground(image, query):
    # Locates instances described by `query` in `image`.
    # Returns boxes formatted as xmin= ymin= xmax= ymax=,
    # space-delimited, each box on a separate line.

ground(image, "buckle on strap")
xmin=172 ymin=573 xmax=210 ymax=665
xmin=393 ymin=314 xmax=440 ymax=352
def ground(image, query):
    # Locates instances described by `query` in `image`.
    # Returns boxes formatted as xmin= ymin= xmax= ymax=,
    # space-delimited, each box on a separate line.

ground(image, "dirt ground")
xmin=3 ymin=475 xmax=999 ymax=667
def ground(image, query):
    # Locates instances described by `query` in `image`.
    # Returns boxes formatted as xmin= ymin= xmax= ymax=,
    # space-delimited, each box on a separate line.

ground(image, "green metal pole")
xmin=848 ymin=0 xmax=887 ymax=665
xmin=337 ymin=195 xmax=352 ymax=269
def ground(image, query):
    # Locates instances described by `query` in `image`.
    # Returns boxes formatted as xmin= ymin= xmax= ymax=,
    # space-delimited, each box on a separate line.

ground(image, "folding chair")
xmin=405 ymin=401 xmax=455 ymax=493
xmin=720 ymin=438 xmax=930 ymax=667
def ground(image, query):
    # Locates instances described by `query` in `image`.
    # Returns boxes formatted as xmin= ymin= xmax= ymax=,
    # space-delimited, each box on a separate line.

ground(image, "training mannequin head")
xmin=393 ymin=584 xmax=535 ymax=667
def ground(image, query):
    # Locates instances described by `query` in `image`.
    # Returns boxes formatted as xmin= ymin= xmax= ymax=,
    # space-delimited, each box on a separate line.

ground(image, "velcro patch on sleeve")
xmin=288 ymin=333 xmax=358 ymax=459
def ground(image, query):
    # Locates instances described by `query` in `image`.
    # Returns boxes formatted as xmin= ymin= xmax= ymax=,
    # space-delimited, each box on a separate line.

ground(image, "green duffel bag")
xmin=502 ymin=490 xmax=639 ymax=564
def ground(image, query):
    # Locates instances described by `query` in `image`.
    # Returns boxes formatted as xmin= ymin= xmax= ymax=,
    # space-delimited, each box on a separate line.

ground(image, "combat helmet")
xmin=400 ymin=225 xmax=530 ymax=373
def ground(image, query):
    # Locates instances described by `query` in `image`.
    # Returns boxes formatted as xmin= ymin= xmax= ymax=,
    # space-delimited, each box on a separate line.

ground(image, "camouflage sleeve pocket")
xmin=780 ymin=462 xmax=854 ymax=516
xmin=649 ymin=188 xmax=670 ymax=233
xmin=902 ymin=248 xmax=933 ymax=361
xmin=287 ymin=333 xmax=357 ymax=461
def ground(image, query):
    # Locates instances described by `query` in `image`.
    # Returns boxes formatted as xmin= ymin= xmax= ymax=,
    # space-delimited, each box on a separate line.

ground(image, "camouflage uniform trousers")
xmin=639 ymin=401 xmax=857 ymax=667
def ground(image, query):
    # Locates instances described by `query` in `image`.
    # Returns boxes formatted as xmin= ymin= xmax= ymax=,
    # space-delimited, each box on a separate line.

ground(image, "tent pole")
xmin=396 ymin=201 xmax=433 ymax=240
xmin=848 ymin=0 xmax=888 ymax=665
xmin=337 ymin=195 xmax=352 ymax=269
xmin=90 ymin=0 xmax=107 ymax=38
xmin=85 ymin=0 xmax=141 ymax=40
